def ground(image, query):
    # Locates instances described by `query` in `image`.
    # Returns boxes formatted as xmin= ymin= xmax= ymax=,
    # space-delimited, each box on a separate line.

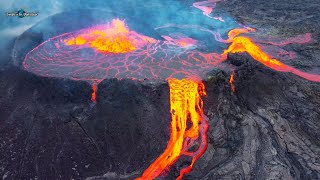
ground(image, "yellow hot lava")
xmin=64 ymin=19 xmax=155 ymax=54
xmin=222 ymin=28 xmax=320 ymax=82
xmin=223 ymin=35 xmax=286 ymax=69
xmin=136 ymin=78 xmax=207 ymax=180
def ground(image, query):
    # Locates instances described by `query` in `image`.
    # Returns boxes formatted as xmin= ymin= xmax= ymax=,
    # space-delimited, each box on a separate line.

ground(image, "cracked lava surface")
xmin=19 ymin=1 xmax=320 ymax=179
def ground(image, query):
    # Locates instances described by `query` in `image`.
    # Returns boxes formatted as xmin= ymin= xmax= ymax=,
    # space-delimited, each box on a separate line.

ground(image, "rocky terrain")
xmin=1 ymin=0 xmax=320 ymax=179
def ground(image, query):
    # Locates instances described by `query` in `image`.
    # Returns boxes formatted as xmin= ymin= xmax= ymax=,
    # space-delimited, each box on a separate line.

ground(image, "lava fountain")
xmin=63 ymin=19 xmax=156 ymax=54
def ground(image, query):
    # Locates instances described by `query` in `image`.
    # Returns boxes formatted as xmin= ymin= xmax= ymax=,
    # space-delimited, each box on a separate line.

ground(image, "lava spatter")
xmin=136 ymin=78 xmax=208 ymax=180
xmin=64 ymin=19 xmax=156 ymax=54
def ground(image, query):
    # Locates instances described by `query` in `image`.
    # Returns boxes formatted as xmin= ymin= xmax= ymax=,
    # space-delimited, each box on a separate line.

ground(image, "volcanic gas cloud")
xmin=21 ymin=1 xmax=320 ymax=179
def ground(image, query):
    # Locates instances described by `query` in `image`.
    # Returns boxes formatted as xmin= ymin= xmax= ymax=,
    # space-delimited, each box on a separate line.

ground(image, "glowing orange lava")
xmin=229 ymin=72 xmax=235 ymax=93
xmin=136 ymin=28 xmax=320 ymax=180
xmin=136 ymin=78 xmax=208 ymax=180
xmin=223 ymin=30 xmax=320 ymax=82
xmin=223 ymin=28 xmax=255 ymax=43
xmin=64 ymin=19 xmax=156 ymax=54
xmin=91 ymin=83 xmax=97 ymax=102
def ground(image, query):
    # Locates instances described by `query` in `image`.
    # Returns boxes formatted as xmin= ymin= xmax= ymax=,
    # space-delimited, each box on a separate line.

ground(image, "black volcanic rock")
xmin=217 ymin=0 xmax=320 ymax=36
xmin=0 ymin=67 xmax=173 ymax=179
xmin=178 ymin=53 xmax=320 ymax=180
xmin=88 ymin=79 xmax=171 ymax=177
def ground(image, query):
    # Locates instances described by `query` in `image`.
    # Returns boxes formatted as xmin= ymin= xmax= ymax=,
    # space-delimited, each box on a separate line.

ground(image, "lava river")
xmin=136 ymin=79 xmax=208 ymax=180
xmin=20 ymin=1 xmax=320 ymax=179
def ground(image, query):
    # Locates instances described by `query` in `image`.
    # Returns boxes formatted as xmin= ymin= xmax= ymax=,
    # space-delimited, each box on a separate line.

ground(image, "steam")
xmin=1 ymin=0 xmax=236 ymax=66
xmin=0 ymin=0 xmax=64 ymax=66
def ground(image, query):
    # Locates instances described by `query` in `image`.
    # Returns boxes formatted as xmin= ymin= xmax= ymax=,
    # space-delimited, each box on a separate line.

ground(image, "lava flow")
xmin=229 ymin=71 xmax=235 ymax=93
xmin=193 ymin=0 xmax=224 ymax=21
xmin=91 ymin=83 xmax=97 ymax=102
xmin=136 ymin=78 xmax=208 ymax=180
xmin=223 ymin=29 xmax=320 ymax=82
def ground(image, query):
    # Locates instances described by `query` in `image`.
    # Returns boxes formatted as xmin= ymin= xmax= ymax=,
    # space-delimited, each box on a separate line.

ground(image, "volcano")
xmin=1 ymin=0 xmax=320 ymax=179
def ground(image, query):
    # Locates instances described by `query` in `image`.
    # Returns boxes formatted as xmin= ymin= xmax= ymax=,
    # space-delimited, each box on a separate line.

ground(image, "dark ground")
xmin=1 ymin=0 xmax=320 ymax=179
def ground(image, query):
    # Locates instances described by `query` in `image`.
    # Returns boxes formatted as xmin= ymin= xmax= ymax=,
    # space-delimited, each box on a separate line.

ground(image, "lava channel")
xmin=136 ymin=78 xmax=208 ymax=180
xmin=223 ymin=29 xmax=320 ymax=82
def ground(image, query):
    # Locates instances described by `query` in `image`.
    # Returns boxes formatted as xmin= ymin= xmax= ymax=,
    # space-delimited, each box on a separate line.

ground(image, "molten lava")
xmin=64 ymin=19 xmax=156 ymax=54
xmin=193 ymin=0 xmax=224 ymax=21
xmin=223 ymin=34 xmax=320 ymax=82
xmin=136 ymin=78 xmax=208 ymax=180
xmin=91 ymin=83 xmax=97 ymax=102
xmin=162 ymin=36 xmax=198 ymax=48
xmin=266 ymin=33 xmax=312 ymax=46
xmin=229 ymin=72 xmax=235 ymax=93
xmin=223 ymin=28 xmax=255 ymax=43
xmin=136 ymin=27 xmax=320 ymax=179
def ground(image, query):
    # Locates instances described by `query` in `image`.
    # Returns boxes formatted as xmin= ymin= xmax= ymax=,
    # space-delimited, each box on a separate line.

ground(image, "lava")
xmin=19 ymin=6 xmax=320 ymax=180
xmin=222 ymin=28 xmax=255 ymax=43
xmin=229 ymin=72 xmax=235 ymax=93
xmin=136 ymin=78 xmax=208 ymax=180
xmin=223 ymin=34 xmax=320 ymax=82
xmin=22 ymin=19 xmax=227 ymax=83
xmin=193 ymin=0 xmax=224 ymax=21
xmin=162 ymin=36 xmax=198 ymax=48
xmin=91 ymin=83 xmax=97 ymax=102
xmin=266 ymin=33 xmax=312 ymax=46
xmin=64 ymin=19 xmax=156 ymax=54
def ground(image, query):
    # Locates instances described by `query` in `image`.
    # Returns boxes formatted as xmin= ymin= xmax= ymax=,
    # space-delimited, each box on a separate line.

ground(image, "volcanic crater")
xmin=1 ymin=0 xmax=320 ymax=180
